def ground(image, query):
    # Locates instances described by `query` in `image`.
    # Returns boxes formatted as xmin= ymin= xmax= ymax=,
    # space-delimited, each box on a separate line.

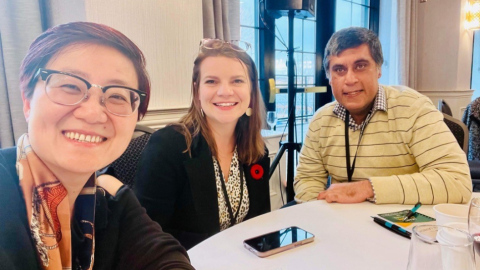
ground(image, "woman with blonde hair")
xmin=135 ymin=39 xmax=270 ymax=250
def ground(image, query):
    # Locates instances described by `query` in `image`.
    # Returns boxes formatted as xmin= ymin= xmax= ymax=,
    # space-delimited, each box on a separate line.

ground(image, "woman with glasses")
xmin=0 ymin=22 xmax=194 ymax=270
xmin=135 ymin=39 xmax=270 ymax=250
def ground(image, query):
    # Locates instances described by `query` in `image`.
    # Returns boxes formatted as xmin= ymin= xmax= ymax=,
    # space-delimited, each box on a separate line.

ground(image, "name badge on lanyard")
xmin=344 ymin=111 xmax=368 ymax=182
xmin=216 ymin=159 xmax=244 ymax=227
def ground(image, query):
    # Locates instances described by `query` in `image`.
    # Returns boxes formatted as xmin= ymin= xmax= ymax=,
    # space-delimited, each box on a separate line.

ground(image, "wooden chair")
xmin=438 ymin=99 xmax=453 ymax=116
xmin=442 ymin=113 xmax=468 ymax=154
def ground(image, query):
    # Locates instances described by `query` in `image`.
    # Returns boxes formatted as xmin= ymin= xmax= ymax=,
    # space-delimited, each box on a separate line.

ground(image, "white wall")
xmin=416 ymin=0 xmax=474 ymax=119
xmin=45 ymin=0 xmax=202 ymax=127
xmin=85 ymin=0 xmax=202 ymax=128
xmin=44 ymin=0 xmax=86 ymax=25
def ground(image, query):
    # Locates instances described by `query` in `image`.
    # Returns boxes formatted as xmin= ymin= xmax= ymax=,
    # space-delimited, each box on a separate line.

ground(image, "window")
xmin=335 ymin=0 xmax=371 ymax=31
xmin=240 ymin=0 xmax=260 ymax=66
xmin=472 ymin=30 xmax=480 ymax=101
xmin=240 ymin=0 xmax=380 ymax=140
xmin=378 ymin=0 xmax=398 ymax=86
xmin=273 ymin=14 xmax=317 ymax=141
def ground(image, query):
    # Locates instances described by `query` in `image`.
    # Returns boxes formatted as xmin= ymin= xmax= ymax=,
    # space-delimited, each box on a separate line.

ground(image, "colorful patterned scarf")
xmin=16 ymin=134 xmax=96 ymax=270
xmin=470 ymin=97 xmax=480 ymax=121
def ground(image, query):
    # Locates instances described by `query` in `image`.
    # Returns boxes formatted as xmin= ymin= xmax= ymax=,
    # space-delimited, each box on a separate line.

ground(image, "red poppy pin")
xmin=250 ymin=164 xmax=264 ymax=180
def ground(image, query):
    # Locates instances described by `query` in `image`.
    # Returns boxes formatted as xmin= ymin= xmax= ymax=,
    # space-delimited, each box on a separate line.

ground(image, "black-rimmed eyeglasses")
xmin=199 ymin=38 xmax=251 ymax=52
xmin=34 ymin=68 xmax=146 ymax=117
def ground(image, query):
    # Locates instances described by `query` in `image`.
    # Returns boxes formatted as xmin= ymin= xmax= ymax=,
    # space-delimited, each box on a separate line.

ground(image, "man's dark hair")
xmin=323 ymin=27 xmax=383 ymax=79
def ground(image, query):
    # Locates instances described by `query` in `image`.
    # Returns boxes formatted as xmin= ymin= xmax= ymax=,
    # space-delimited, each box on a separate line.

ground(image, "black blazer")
xmin=135 ymin=126 xmax=271 ymax=250
xmin=0 ymin=147 xmax=193 ymax=270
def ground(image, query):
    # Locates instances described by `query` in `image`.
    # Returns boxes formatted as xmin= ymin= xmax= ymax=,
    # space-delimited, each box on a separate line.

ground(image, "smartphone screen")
xmin=244 ymin=226 xmax=314 ymax=252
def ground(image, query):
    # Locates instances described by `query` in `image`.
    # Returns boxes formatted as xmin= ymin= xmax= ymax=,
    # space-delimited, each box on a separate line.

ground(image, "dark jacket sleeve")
xmin=95 ymin=186 xmax=194 ymax=270
xmin=134 ymin=127 xmax=186 ymax=231
xmin=0 ymin=148 xmax=41 ymax=270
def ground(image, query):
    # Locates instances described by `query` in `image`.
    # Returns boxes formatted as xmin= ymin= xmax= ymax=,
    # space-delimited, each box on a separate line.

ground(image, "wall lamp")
xmin=466 ymin=0 xmax=480 ymax=30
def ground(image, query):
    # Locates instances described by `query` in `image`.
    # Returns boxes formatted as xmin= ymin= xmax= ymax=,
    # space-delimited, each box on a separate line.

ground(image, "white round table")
xmin=188 ymin=200 xmax=438 ymax=270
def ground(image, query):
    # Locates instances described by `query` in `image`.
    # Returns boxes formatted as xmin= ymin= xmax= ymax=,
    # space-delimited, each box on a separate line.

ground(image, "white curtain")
xmin=202 ymin=0 xmax=240 ymax=40
xmin=0 ymin=0 xmax=44 ymax=148
xmin=397 ymin=0 xmax=418 ymax=89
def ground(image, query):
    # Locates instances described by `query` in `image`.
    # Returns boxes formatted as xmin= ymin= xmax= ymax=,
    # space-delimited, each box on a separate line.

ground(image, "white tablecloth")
xmin=188 ymin=200 xmax=441 ymax=270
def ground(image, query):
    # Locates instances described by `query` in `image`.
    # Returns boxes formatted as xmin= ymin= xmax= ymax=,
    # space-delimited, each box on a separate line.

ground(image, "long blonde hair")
xmin=171 ymin=44 xmax=266 ymax=165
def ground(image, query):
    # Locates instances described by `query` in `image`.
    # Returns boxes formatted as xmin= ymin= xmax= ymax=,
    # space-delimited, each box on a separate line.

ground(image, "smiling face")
xmin=22 ymin=43 xmax=138 ymax=179
xmin=198 ymin=56 xmax=251 ymax=131
xmin=328 ymin=43 xmax=381 ymax=123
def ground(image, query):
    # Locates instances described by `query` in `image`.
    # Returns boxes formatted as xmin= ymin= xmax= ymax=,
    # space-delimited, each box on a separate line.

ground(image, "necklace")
xmin=215 ymin=158 xmax=244 ymax=227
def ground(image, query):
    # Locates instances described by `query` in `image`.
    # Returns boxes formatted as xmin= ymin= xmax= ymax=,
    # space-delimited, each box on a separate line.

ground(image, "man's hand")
xmin=317 ymin=180 xmax=374 ymax=203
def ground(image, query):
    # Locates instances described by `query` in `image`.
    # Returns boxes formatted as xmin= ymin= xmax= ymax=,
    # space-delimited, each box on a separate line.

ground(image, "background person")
xmin=0 ymin=22 xmax=194 ymax=270
xmin=135 ymin=39 xmax=270 ymax=250
xmin=294 ymin=27 xmax=471 ymax=205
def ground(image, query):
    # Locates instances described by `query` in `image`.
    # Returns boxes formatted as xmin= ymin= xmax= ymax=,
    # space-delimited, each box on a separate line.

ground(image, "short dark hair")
xmin=19 ymin=21 xmax=150 ymax=120
xmin=323 ymin=27 xmax=383 ymax=79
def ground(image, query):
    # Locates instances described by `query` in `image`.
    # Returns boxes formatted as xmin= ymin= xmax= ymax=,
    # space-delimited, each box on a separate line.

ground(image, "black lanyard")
xmin=216 ymin=159 xmax=244 ymax=227
xmin=344 ymin=111 xmax=366 ymax=182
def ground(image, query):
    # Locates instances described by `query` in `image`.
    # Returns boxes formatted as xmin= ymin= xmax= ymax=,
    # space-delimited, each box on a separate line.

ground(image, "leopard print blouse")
xmin=213 ymin=148 xmax=249 ymax=231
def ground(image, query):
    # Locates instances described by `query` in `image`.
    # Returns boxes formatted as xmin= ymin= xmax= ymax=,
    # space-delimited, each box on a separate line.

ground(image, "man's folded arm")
xmin=370 ymin=98 xmax=472 ymax=204
xmin=294 ymin=117 xmax=329 ymax=203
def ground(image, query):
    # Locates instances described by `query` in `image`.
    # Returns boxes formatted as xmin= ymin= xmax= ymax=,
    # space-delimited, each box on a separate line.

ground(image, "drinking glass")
xmin=407 ymin=225 xmax=475 ymax=270
xmin=469 ymin=197 xmax=480 ymax=255
xmin=266 ymin=111 xmax=277 ymax=130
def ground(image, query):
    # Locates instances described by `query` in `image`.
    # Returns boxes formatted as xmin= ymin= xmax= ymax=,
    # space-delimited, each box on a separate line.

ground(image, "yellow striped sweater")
xmin=294 ymin=85 xmax=472 ymax=204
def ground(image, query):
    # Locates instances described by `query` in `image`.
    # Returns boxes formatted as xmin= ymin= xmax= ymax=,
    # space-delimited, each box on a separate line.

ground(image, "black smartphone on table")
xmin=243 ymin=226 xmax=315 ymax=258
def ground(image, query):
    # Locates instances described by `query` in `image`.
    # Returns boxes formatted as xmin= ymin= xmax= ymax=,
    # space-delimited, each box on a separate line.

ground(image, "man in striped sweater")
xmin=294 ymin=27 xmax=471 ymax=205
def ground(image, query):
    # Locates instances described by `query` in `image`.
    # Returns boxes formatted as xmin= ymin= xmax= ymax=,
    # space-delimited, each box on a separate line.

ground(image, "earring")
xmin=246 ymin=107 xmax=252 ymax=117
xmin=201 ymin=108 xmax=205 ymax=117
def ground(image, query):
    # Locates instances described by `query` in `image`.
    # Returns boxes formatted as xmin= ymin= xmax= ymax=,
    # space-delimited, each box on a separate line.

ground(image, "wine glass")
xmin=469 ymin=197 xmax=480 ymax=255
xmin=266 ymin=111 xmax=277 ymax=130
